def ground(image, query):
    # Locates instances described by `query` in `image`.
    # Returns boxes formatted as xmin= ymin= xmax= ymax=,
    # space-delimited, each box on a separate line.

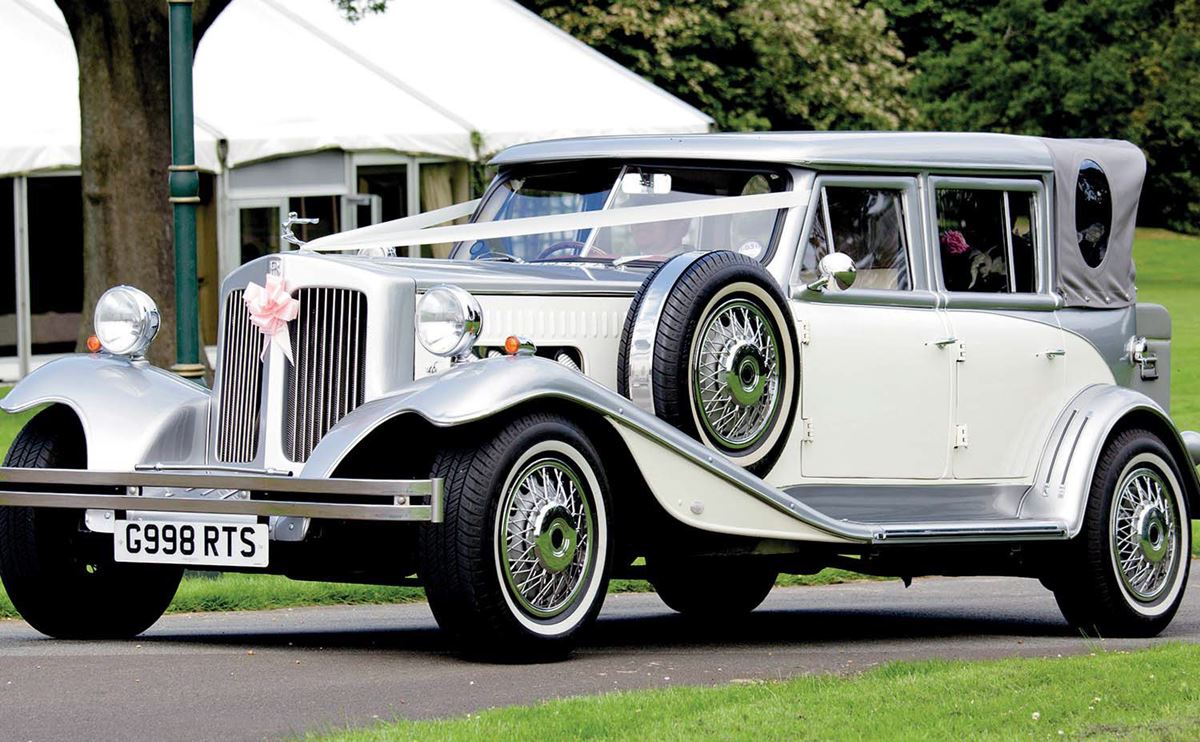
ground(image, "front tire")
xmin=418 ymin=413 xmax=611 ymax=658
xmin=1051 ymin=428 xmax=1191 ymax=637
xmin=0 ymin=407 xmax=182 ymax=639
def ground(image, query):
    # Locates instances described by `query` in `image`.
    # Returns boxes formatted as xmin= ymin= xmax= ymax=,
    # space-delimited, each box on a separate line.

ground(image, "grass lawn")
xmin=0 ymin=228 xmax=1197 ymax=618
xmin=311 ymin=643 xmax=1200 ymax=741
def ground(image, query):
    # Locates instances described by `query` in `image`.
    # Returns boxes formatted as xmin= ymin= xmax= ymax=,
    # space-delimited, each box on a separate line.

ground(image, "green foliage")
xmin=1133 ymin=0 xmax=1200 ymax=231
xmin=331 ymin=0 xmax=389 ymax=23
xmin=873 ymin=0 xmax=1199 ymax=234
xmin=519 ymin=0 xmax=916 ymax=131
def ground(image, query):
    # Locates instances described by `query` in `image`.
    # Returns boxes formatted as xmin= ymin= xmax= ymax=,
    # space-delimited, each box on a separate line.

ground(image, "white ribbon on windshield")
xmin=303 ymin=187 xmax=811 ymax=253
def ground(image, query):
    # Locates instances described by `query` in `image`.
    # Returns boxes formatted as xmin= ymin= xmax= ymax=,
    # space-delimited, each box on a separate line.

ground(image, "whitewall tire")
xmin=1051 ymin=428 xmax=1192 ymax=637
xmin=418 ymin=413 xmax=611 ymax=658
xmin=618 ymin=251 xmax=799 ymax=476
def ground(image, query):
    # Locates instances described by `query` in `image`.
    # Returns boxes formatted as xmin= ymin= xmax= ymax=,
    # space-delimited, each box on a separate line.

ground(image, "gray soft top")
xmin=1038 ymin=138 xmax=1144 ymax=308
xmin=492 ymin=132 xmax=1145 ymax=308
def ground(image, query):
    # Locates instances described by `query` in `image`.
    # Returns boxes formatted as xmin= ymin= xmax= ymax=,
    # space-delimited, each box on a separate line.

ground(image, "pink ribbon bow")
xmin=243 ymin=274 xmax=300 ymax=363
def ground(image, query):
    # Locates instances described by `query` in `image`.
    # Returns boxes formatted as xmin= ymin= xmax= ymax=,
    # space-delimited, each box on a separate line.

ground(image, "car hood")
xmin=234 ymin=253 xmax=649 ymax=296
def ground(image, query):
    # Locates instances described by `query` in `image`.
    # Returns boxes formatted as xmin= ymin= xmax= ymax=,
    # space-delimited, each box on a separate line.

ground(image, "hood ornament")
xmin=281 ymin=211 xmax=319 ymax=248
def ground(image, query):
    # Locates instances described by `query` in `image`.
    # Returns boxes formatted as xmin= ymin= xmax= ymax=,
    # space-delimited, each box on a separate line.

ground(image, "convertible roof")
xmin=1039 ymin=138 xmax=1145 ymax=309
xmin=493 ymin=132 xmax=1145 ymax=309
xmin=490 ymin=132 xmax=1060 ymax=171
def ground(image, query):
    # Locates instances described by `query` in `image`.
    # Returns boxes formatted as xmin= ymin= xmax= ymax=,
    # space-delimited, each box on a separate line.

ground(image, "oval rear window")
xmin=1076 ymin=159 xmax=1112 ymax=268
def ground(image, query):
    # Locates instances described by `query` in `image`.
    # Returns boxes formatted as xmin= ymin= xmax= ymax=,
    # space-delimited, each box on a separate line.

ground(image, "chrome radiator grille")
xmin=285 ymin=288 xmax=368 ymax=462
xmin=216 ymin=289 xmax=263 ymax=463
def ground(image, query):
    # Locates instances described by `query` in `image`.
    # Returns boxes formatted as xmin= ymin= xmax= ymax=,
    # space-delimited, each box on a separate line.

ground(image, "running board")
xmin=868 ymin=520 xmax=1068 ymax=545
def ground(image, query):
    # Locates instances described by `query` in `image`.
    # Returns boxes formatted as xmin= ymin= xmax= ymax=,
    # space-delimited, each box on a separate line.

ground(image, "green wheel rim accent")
xmin=1110 ymin=465 xmax=1181 ymax=603
xmin=498 ymin=457 xmax=596 ymax=619
xmin=691 ymin=297 xmax=782 ymax=451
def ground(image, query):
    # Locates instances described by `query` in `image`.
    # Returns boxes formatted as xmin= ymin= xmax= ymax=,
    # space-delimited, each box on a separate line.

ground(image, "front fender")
xmin=0 ymin=355 xmax=210 ymax=470
xmin=1020 ymin=384 xmax=1200 ymax=536
xmin=302 ymin=356 xmax=869 ymax=544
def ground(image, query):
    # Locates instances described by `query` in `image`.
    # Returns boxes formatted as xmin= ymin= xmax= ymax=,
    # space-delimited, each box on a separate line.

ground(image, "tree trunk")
xmin=56 ymin=0 xmax=229 ymax=368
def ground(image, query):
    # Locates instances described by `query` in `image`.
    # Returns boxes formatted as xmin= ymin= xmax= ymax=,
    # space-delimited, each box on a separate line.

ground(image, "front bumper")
xmin=0 ymin=467 xmax=444 ymax=523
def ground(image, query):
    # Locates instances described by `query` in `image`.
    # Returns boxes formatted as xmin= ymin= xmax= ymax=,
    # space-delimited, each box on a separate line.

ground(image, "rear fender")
xmin=302 ymin=355 xmax=867 ymax=544
xmin=0 ymin=355 xmax=210 ymax=470
xmin=1020 ymin=384 xmax=1200 ymax=535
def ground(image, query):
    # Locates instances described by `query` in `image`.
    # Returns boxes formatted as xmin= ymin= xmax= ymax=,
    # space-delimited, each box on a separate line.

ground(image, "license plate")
xmin=114 ymin=518 xmax=269 ymax=568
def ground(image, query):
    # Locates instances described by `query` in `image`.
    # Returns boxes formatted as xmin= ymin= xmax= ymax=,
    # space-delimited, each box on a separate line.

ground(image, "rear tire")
xmin=649 ymin=557 xmax=777 ymax=618
xmin=1051 ymin=428 xmax=1191 ymax=637
xmin=0 ymin=407 xmax=182 ymax=639
xmin=418 ymin=413 xmax=611 ymax=659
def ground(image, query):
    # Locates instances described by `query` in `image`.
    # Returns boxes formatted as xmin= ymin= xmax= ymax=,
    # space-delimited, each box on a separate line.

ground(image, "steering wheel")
xmin=535 ymin=241 xmax=587 ymax=260
xmin=534 ymin=241 xmax=614 ymax=261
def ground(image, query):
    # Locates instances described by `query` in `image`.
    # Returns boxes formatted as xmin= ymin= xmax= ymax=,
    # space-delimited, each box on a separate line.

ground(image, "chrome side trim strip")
xmin=871 ymin=521 xmax=1066 ymax=544
xmin=790 ymin=287 xmax=940 ymax=309
xmin=623 ymin=251 xmax=706 ymax=414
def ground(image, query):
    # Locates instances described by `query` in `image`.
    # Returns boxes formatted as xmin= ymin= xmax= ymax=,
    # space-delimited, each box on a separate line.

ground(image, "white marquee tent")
xmin=2 ymin=0 xmax=710 ymax=174
xmin=0 ymin=0 xmax=710 ymax=377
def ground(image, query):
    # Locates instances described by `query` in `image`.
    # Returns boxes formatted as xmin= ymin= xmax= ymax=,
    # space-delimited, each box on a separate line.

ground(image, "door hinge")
xmin=798 ymin=320 xmax=811 ymax=345
xmin=956 ymin=342 xmax=967 ymax=363
xmin=801 ymin=418 xmax=815 ymax=441
xmin=954 ymin=424 xmax=969 ymax=449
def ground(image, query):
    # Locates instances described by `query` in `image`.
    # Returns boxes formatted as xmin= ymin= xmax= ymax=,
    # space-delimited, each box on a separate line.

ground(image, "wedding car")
xmin=1 ymin=132 xmax=1196 ymax=656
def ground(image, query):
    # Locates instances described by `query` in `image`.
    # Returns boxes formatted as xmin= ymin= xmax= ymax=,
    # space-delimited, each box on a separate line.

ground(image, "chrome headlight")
xmin=416 ymin=285 xmax=482 ymax=359
xmin=93 ymin=285 xmax=160 ymax=357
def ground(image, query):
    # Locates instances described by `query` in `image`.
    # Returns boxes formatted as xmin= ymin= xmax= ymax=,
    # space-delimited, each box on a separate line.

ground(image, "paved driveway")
xmin=1 ymin=571 xmax=1197 ymax=741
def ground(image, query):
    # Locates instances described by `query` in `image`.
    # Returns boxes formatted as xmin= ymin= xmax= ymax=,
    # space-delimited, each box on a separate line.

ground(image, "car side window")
xmin=798 ymin=186 xmax=910 ymax=290
xmin=936 ymin=188 xmax=1037 ymax=293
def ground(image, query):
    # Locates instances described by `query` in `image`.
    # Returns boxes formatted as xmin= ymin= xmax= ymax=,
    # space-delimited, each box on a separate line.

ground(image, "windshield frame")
xmin=455 ymin=160 xmax=793 ymax=266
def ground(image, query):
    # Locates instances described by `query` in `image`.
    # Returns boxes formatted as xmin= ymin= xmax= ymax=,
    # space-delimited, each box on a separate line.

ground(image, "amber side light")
xmin=86 ymin=335 xmax=102 ymax=353
xmin=504 ymin=335 xmax=521 ymax=355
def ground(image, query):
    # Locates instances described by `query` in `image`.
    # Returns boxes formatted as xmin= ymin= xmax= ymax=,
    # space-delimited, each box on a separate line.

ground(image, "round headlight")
xmin=93 ymin=285 xmax=160 ymax=357
xmin=416 ymin=285 xmax=482 ymax=358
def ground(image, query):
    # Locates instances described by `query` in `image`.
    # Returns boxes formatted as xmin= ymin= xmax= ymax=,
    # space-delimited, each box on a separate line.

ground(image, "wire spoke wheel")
xmin=691 ymin=298 xmax=781 ymax=451
xmin=498 ymin=457 xmax=596 ymax=619
xmin=1110 ymin=465 xmax=1181 ymax=603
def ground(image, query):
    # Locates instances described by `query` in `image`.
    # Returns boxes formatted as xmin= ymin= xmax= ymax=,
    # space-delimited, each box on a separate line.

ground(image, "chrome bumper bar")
xmin=0 ymin=467 xmax=444 ymax=523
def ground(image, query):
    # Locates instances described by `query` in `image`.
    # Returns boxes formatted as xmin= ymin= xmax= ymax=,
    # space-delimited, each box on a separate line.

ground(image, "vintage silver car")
xmin=0 ymin=132 xmax=1195 ymax=657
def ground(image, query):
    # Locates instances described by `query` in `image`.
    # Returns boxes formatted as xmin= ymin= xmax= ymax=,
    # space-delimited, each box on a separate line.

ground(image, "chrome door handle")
xmin=1037 ymin=349 xmax=1067 ymax=358
xmin=926 ymin=337 xmax=957 ymax=348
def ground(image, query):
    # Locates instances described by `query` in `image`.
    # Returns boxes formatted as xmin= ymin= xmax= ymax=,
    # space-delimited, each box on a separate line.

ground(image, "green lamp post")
xmin=167 ymin=0 xmax=205 ymax=381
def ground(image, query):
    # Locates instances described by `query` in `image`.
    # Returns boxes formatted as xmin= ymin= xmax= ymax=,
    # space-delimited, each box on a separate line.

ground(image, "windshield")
xmin=453 ymin=164 xmax=789 ymax=264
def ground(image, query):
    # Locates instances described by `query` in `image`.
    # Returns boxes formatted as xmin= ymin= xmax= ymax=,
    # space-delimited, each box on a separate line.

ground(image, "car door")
xmin=928 ymin=177 xmax=1068 ymax=480
xmin=791 ymin=177 xmax=955 ymax=480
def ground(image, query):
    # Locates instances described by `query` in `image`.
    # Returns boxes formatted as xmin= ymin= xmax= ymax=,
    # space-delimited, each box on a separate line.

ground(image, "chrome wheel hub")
xmin=499 ymin=458 xmax=594 ymax=618
xmin=1135 ymin=504 xmax=1169 ymax=564
xmin=532 ymin=504 xmax=579 ymax=573
xmin=723 ymin=341 xmax=768 ymax=407
xmin=693 ymin=298 xmax=781 ymax=450
xmin=1111 ymin=466 xmax=1179 ymax=602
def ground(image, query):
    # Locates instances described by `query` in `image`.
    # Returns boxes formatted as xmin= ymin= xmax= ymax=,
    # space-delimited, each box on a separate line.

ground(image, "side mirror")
xmin=806 ymin=252 xmax=857 ymax=293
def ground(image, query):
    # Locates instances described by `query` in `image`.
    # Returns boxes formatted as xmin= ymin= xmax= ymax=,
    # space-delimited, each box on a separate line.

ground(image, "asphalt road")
xmin=2 ymin=570 xmax=1198 ymax=742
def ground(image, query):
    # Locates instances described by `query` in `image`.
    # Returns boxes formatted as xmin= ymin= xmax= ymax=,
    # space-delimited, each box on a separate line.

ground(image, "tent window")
xmin=1075 ymin=160 xmax=1112 ymax=268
